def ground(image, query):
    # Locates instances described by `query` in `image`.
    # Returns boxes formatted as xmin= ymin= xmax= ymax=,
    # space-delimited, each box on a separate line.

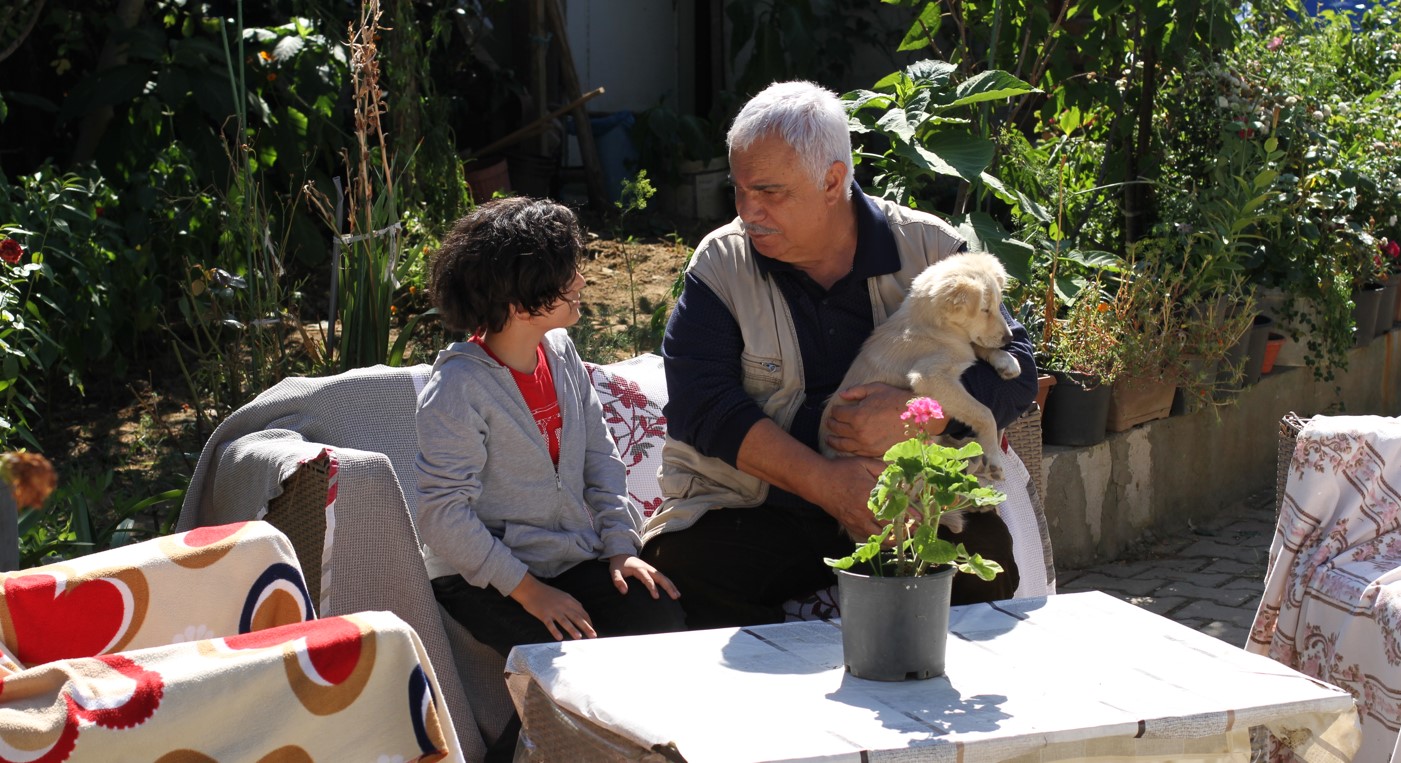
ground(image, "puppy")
xmin=819 ymin=251 xmax=1021 ymax=528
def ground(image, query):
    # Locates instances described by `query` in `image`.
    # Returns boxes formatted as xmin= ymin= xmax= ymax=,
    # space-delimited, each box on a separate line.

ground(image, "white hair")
xmin=727 ymin=81 xmax=853 ymax=198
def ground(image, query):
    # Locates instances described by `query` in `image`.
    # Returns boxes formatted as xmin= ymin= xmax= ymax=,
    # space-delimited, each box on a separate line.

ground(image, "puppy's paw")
xmin=991 ymin=351 xmax=1021 ymax=380
xmin=967 ymin=452 xmax=1005 ymax=482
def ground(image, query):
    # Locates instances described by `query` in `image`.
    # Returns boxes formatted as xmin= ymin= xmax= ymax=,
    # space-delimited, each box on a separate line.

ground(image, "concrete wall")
xmin=1044 ymin=329 xmax=1401 ymax=569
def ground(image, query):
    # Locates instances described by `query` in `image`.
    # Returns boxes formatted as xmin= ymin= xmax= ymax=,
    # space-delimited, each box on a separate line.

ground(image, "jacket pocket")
xmin=740 ymin=351 xmax=784 ymax=399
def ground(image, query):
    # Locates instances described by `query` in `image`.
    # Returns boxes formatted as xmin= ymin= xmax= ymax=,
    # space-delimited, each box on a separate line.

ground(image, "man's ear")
xmin=823 ymin=160 xmax=847 ymax=200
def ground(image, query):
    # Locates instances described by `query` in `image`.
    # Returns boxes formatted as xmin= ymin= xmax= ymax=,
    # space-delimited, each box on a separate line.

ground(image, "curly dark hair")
xmin=429 ymin=196 xmax=585 ymax=335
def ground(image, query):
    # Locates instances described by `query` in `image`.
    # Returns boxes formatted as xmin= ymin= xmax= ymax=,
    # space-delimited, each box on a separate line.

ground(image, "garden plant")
xmin=2 ymin=0 xmax=1399 ymax=568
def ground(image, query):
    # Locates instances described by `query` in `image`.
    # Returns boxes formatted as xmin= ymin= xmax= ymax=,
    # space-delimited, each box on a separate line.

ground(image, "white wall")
xmin=563 ymin=0 xmax=684 ymax=114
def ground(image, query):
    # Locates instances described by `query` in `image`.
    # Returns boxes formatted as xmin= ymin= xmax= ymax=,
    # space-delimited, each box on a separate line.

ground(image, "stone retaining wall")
xmin=1045 ymin=329 xmax=1401 ymax=569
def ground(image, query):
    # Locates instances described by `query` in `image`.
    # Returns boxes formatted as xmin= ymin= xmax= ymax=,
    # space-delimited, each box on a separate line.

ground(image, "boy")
xmin=415 ymin=197 xmax=684 ymax=758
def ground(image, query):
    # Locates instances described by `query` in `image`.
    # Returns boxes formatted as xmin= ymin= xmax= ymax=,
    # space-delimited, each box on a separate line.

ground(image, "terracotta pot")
xmin=464 ymin=156 xmax=511 ymax=203
xmin=1034 ymin=373 xmax=1057 ymax=412
xmin=1260 ymin=333 xmax=1286 ymax=375
xmin=1106 ymin=377 xmax=1176 ymax=432
xmin=1257 ymin=287 xmax=1318 ymax=368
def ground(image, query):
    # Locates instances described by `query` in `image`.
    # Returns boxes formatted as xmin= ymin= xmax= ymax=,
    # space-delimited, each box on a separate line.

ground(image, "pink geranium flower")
xmin=901 ymin=397 xmax=944 ymax=425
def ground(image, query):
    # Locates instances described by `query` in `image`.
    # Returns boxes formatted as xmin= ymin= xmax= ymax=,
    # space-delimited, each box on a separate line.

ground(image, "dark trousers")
xmin=432 ymin=559 xmax=687 ymax=658
xmin=434 ymin=560 xmax=686 ymax=762
xmin=641 ymin=504 xmax=1019 ymax=630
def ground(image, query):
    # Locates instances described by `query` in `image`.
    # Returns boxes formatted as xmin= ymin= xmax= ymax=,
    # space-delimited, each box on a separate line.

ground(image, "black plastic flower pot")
xmin=836 ymin=565 xmax=954 ymax=681
xmin=1042 ymin=370 xmax=1111 ymax=446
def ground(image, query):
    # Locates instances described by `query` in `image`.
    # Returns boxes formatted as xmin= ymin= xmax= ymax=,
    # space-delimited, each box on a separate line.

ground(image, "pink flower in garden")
xmin=901 ymin=397 xmax=944 ymax=425
xmin=0 ymin=238 xmax=21 ymax=265
xmin=1267 ymin=36 xmax=1284 ymax=51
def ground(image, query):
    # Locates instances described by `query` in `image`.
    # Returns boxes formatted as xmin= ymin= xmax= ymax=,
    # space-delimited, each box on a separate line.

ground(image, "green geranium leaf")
xmin=885 ymin=439 xmax=924 ymax=461
xmin=954 ymin=441 xmax=984 ymax=459
xmin=914 ymin=535 xmax=958 ymax=566
xmin=873 ymin=488 xmax=908 ymax=521
xmin=961 ymin=554 xmax=1005 ymax=581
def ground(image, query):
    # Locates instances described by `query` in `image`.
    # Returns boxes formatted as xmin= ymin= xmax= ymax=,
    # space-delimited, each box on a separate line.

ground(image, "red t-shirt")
xmin=473 ymin=338 xmax=562 ymax=465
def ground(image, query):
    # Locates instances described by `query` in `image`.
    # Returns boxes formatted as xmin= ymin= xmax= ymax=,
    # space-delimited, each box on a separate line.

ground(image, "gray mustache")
xmin=741 ymin=222 xmax=781 ymax=236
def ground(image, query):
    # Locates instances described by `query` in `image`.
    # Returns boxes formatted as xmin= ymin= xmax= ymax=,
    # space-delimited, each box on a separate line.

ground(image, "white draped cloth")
xmin=1248 ymin=414 xmax=1401 ymax=762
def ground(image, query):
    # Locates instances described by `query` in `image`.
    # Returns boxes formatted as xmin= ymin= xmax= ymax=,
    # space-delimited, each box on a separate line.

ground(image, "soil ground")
xmin=30 ymin=207 xmax=713 ymax=558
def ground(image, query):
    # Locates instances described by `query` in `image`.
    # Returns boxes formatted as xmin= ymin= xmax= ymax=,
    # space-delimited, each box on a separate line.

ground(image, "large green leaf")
xmin=898 ymin=3 xmax=942 ymax=52
xmin=946 ymin=70 xmax=1039 ymax=109
xmin=950 ymin=212 xmax=1035 ymax=285
xmin=892 ymin=140 xmax=960 ymax=179
xmin=842 ymin=90 xmax=894 ymax=114
xmin=875 ymin=108 xmax=916 ymax=143
xmin=920 ymin=131 xmax=996 ymax=181
xmin=905 ymin=59 xmax=958 ymax=88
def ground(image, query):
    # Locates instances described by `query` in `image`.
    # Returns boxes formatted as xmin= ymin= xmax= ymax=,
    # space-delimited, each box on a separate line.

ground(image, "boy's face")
xmin=528 ymin=270 xmax=586 ymax=330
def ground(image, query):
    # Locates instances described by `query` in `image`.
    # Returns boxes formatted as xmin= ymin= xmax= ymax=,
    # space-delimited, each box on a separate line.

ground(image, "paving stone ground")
xmin=1057 ymin=488 xmax=1278 ymax=647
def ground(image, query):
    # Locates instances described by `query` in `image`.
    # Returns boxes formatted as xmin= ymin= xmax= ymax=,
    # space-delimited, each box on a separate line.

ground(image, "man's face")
xmin=729 ymin=133 xmax=845 ymax=265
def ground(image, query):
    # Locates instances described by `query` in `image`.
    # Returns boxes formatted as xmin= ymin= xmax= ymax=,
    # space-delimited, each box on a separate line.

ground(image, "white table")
xmin=505 ymin=591 xmax=1360 ymax=762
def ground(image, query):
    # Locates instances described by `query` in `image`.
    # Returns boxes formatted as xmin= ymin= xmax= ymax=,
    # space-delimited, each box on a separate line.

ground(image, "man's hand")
xmin=736 ymin=419 xmax=883 ymax=538
xmin=826 ymin=383 xmax=945 ymax=457
xmin=509 ymin=574 xmax=597 ymax=641
xmin=608 ymin=555 xmax=681 ymax=600
xmin=814 ymin=455 xmax=886 ymax=538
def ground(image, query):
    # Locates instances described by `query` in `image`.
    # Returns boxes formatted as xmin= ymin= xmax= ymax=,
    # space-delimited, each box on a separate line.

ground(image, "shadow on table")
xmin=717 ymin=620 xmax=846 ymax=675
xmin=829 ymin=677 xmax=1011 ymax=736
xmin=948 ymin=597 xmax=1051 ymax=641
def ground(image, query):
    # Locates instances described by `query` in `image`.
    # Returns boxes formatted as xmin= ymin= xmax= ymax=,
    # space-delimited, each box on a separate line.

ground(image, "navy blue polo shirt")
xmin=661 ymin=190 xmax=1035 ymax=511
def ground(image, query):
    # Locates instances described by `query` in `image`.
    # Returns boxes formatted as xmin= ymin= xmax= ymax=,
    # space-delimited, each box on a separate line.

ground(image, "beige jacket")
xmin=643 ymin=195 xmax=966 ymax=541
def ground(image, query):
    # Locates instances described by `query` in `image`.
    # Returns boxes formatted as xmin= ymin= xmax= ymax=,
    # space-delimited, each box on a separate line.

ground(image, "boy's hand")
xmin=609 ymin=555 xmax=681 ymax=600
xmin=508 ymin=574 xmax=597 ymax=641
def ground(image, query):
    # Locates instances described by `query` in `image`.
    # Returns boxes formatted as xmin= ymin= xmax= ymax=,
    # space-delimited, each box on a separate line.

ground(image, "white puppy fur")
xmin=818 ymin=251 xmax=1021 ymax=529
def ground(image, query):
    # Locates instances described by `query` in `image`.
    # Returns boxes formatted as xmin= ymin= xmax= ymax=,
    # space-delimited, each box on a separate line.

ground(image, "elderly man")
xmin=641 ymin=81 xmax=1038 ymax=629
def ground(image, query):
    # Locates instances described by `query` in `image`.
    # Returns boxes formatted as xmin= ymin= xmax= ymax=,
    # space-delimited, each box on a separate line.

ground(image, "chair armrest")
xmin=228 ymin=441 xmax=486 ymax=763
xmin=0 ymin=521 xmax=311 ymax=667
xmin=0 ymin=611 xmax=463 ymax=762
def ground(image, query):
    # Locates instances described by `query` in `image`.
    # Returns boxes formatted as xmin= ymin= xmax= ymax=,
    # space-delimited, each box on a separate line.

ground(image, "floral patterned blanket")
xmin=0 ymin=521 xmax=462 ymax=762
xmin=1248 ymin=414 xmax=1401 ymax=762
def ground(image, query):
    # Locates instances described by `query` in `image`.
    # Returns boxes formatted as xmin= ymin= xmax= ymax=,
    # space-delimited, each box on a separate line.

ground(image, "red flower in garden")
xmin=0 ymin=238 xmax=21 ymax=265
xmin=1386 ymin=240 xmax=1400 ymax=260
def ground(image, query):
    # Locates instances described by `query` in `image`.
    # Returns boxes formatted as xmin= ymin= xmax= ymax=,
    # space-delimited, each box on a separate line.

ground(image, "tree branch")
xmin=0 ymin=0 xmax=47 ymax=66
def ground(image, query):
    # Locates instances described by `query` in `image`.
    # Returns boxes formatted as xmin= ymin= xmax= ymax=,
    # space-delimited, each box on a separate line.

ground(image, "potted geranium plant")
xmin=824 ymin=397 xmax=1005 ymax=681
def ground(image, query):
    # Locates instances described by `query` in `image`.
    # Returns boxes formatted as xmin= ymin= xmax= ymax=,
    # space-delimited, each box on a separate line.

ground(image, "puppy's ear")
xmin=935 ymin=275 xmax=982 ymax=311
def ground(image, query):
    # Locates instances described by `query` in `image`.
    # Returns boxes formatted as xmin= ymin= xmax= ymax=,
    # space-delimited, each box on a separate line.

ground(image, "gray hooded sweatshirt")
xmin=415 ymin=329 xmax=642 ymax=595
